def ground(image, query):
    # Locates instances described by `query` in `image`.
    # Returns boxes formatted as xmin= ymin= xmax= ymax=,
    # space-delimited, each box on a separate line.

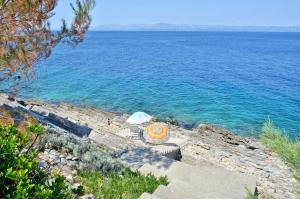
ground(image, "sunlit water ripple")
xmin=4 ymin=31 xmax=300 ymax=137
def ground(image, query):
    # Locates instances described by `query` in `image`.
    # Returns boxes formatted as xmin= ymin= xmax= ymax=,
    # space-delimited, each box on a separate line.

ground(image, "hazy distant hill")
xmin=92 ymin=24 xmax=300 ymax=32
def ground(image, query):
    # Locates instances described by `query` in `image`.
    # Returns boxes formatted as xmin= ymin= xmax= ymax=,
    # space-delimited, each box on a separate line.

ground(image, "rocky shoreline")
xmin=0 ymin=93 xmax=299 ymax=199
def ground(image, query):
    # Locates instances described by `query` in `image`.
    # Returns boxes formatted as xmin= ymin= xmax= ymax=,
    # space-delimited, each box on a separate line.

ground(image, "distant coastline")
xmin=91 ymin=24 xmax=300 ymax=32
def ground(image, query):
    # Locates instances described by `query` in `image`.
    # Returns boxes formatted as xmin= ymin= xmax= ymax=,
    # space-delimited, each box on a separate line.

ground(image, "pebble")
xmin=263 ymin=166 xmax=272 ymax=173
xmin=67 ymin=161 xmax=77 ymax=168
xmin=71 ymin=170 xmax=77 ymax=175
xmin=61 ymin=166 xmax=73 ymax=175
xmin=66 ymin=155 xmax=73 ymax=160
xmin=39 ymin=160 xmax=47 ymax=169
xmin=50 ymin=150 xmax=57 ymax=155
xmin=45 ymin=148 xmax=50 ymax=153
xmin=66 ymin=175 xmax=74 ymax=184
xmin=48 ymin=154 xmax=56 ymax=160
xmin=60 ymin=158 xmax=66 ymax=165
xmin=71 ymin=183 xmax=81 ymax=189
xmin=80 ymin=194 xmax=96 ymax=199
xmin=72 ymin=157 xmax=79 ymax=161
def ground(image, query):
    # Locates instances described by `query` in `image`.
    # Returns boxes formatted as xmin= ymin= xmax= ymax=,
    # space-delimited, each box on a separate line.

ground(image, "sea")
xmin=2 ymin=31 xmax=300 ymax=138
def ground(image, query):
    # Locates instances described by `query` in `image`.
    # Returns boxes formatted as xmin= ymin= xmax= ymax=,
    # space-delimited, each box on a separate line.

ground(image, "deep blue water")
xmin=6 ymin=32 xmax=300 ymax=137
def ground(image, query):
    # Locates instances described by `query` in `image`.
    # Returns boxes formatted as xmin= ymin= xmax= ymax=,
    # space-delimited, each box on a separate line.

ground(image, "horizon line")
xmin=87 ymin=24 xmax=300 ymax=32
xmin=91 ymin=23 xmax=300 ymax=27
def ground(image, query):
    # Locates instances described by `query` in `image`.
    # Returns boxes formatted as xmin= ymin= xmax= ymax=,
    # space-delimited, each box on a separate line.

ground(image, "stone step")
xmin=153 ymin=179 xmax=201 ymax=199
xmin=153 ymin=178 xmax=254 ymax=199
xmin=139 ymin=161 xmax=256 ymax=199
xmin=139 ymin=160 xmax=188 ymax=179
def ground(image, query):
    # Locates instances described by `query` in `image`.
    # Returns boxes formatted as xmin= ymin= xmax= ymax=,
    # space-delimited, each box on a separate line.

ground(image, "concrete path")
xmin=118 ymin=147 xmax=256 ymax=199
xmin=139 ymin=162 xmax=256 ymax=199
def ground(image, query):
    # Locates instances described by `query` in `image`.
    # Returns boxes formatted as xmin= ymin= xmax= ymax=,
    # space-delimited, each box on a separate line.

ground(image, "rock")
xmin=111 ymin=148 xmax=129 ymax=158
xmin=67 ymin=161 xmax=77 ymax=168
xmin=17 ymin=100 xmax=27 ymax=106
xmin=45 ymin=148 xmax=51 ymax=153
xmin=60 ymin=158 xmax=67 ymax=165
xmin=195 ymin=141 xmax=210 ymax=150
xmin=50 ymin=149 xmax=57 ymax=155
xmin=48 ymin=154 xmax=56 ymax=160
xmin=214 ymin=150 xmax=230 ymax=158
xmin=39 ymin=160 xmax=47 ymax=169
xmin=55 ymin=157 xmax=61 ymax=164
xmin=66 ymin=175 xmax=74 ymax=184
xmin=71 ymin=170 xmax=77 ymax=175
xmin=245 ymin=139 xmax=265 ymax=150
xmin=197 ymin=124 xmax=213 ymax=131
xmin=247 ymin=142 xmax=260 ymax=150
xmin=66 ymin=155 xmax=73 ymax=160
xmin=78 ymin=162 xmax=87 ymax=170
xmin=7 ymin=95 xmax=15 ymax=101
xmin=20 ymin=148 xmax=27 ymax=153
xmin=72 ymin=157 xmax=79 ymax=161
xmin=222 ymin=132 xmax=242 ymax=145
xmin=239 ymin=158 xmax=247 ymax=164
xmin=275 ymin=189 xmax=284 ymax=195
xmin=80 ymin=194 xmax=96 ymax=199
xmin=263 ymin=166 xmax=272 ymax=173
xmin=3 ymin=94 xmax=299 ymax=199
xmin=71 ymin=183 xmax=81 ymax=190
xmin=223 ymin=138 xmax=240 ymax=145
xmin=61 ymin=165 xmax=73 ymax=175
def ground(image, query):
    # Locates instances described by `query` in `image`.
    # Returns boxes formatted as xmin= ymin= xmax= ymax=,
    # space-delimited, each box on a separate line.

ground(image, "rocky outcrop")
xmin=0 ymin=93 xmax=298 ymax=199
xmin=180 ymin=124 xmax=299 ymax=199
xmin=38 ymin=148 xmax=97 ymax=199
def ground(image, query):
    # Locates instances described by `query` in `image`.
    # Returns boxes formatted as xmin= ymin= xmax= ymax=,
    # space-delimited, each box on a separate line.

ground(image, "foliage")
xmin=0 ymin=106 xmax=37 ymax=128
xmin=0 ymin=0 xmax=95 ymax=89
xmin=260 ymin=119 xmax=300 ymax=181
xmin=40 ymin=130 xmax=123 ymax=174
xmin=244 ymin=188 xmax=258 ymax=199
xmin=0 ymin=124 xmax=79 ymax=198
xmin=77 ymin=168 xmax=168 ymax=199
xmin=0 ymin=109 xmax=14 ymax=126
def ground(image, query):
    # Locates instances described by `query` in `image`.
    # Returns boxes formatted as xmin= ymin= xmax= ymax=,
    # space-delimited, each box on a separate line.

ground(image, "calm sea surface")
xmin=7 ymin=31 xmax=300 ymax=137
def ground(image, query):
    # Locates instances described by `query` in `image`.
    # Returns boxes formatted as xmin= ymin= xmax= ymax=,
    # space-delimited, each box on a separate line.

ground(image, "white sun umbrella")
xmin=126 ymin=112 xmax=152 ymax=125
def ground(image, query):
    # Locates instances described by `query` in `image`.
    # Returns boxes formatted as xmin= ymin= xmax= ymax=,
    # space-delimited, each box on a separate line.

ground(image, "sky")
xmin=51 ymin=0 xmax=300 ymax=29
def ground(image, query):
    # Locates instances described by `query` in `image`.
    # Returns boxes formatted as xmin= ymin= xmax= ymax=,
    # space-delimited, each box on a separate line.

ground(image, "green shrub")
xmin=244 ymin=188 xmax=258 ymax=199
xmin=77 ymin=168 xmax=168 ymax=199
xmin=260 ymin=119 xmax=300 ymax=181
xmin=0 ymin=124 xmax=76 ymax=198
xmin=40 ymin=131 xmax=123 ymax=174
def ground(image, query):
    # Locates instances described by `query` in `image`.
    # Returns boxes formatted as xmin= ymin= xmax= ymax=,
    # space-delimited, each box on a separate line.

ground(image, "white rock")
xmin=66 ymin=175 xmax=74 ymax=184
xmin=66 ymin=155 xmax=73 ymax=160
xmin=80 ymin=194 xmax=95 ymax=199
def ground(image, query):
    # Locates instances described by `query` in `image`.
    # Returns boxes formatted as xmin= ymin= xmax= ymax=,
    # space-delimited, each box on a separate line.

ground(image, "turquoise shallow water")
xmin=2 ymin=31 xmax=300 ymax=137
